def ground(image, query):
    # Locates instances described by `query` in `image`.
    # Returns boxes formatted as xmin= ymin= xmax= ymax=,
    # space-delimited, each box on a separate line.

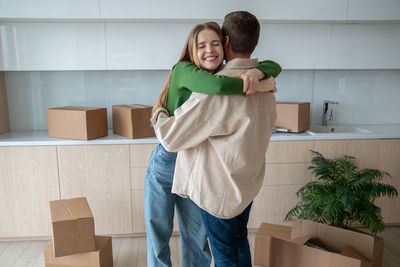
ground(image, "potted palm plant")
xmin=285 ymin=150 xmax=398 ymax=234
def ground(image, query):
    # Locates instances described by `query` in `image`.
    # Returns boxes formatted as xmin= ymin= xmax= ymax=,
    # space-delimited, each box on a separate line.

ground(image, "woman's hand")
xmin=256 ymin=76 xmax=277 ymax=94
xmin=240 ymin=72 xmax=277 ymax=95
xmin=240 ymin=72 xmax=260 ymax=95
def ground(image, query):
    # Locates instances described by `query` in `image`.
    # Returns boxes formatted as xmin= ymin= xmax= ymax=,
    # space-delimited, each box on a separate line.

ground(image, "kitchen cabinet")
xmin=0 ymin=22 xmax=106 ymax=71
xmin=330 ymin=24 xmax=400 ymax=69
xmin=1 ymin=21 xmax=399 ymax=70
xmin=0 ymin=72 xmax=9 ymax=134
xmin=348 ymin=0 xmax=400 ymax=21
xmin=376 ymin=139 xmax=400 ymax=224
xmin=228 ymin=0 xmax=347 ymax=21
xmin=248 ymin=141 xmax=314 ymax=228
xmin=106 ymin=22 xmax=195 ymax=70
xmin=100 ymin=0 xmax=226 ymax=20
xmin=314 ymin=139 xmax=380 ymax=169
xmin=255 ymin=23 xmax=331 ymax=70
xmin=0 ymin=138 xmax=399 ymax=239
xmin=0 ymin=0 xmax=100 ymax=19
xmin=57 ymin=145 xmax=132 ymax=235
xmin=2 ymin=0 xmax=399 ymax=21
xmin=0 ymin=146 xmax=59 ymax=238
xmin=129 ymin=143 xmax=179 ymax=233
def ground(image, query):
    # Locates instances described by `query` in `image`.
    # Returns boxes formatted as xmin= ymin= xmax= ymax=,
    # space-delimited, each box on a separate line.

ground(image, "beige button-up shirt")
xmin=153 ymin=58 xmax=277 ymax=219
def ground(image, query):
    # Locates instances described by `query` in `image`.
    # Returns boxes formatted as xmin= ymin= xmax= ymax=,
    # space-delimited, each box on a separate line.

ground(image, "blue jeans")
xmin=144 ymin=144 xmax=211 ymax=267
xmin=201 ymin=203 xmax=253 ymax=267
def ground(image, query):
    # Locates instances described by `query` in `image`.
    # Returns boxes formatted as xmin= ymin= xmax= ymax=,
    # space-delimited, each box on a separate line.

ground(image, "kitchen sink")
xmin=306 ymin=125 xmax=373 ymax=135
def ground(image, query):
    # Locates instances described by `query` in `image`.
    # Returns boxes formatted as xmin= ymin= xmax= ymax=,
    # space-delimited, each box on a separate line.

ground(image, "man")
xmin=152 ymin=11 xmax=281 ymax=266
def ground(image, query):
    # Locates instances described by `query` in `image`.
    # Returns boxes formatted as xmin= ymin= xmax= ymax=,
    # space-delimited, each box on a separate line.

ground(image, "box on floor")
xmin=112 ymin=104 xmax=155 ymax=139
xmin=47 ymin=106 xmax=108 ymax=140
xmin=49 ymin=197 xmax=96 ymax=257
xmin=44 ymin=236 xmax=113 ymax=267
xmin=254 ymin=219 xmax=383 ymax=267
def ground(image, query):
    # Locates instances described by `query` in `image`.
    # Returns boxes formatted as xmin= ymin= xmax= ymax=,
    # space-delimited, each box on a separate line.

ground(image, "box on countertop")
xmin=44 ymin=236 xmax=113 ymax=267
xmin=49 ymin=197 xmax=96 ymax=257
xmin=47 ymin=106 xmax=108 ymax=140
xmin=112 ymin=104 xmax=155 ymax=139
xmin=254 ymin=219 xmax=383 ymax=267
xmin=276 ymin=102 xmax=310 ymax=133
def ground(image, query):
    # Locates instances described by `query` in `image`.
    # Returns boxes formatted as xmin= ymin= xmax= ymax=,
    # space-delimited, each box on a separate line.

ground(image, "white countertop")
xmin=1 ymin=125 xmax=400 ymax=146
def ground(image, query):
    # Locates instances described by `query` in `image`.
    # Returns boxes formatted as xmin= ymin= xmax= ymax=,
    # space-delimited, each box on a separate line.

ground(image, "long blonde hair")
xmin=152 ymin=22 xmax=223 ymax=115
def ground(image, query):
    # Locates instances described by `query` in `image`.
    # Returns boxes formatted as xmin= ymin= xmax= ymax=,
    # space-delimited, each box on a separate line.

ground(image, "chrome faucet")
xmin=322 ymin=100 xmax=339 ymax=126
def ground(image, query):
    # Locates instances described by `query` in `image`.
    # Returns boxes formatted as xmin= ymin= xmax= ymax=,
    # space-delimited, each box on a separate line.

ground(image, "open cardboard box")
xmin=44 ymin=235 xmax=113 ymax=267
xmin=254 ymin=219 xmax=383 ymax=267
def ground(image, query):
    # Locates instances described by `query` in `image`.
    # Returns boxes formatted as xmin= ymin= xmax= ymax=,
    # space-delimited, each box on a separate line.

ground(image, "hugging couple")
xmin=145 ymin=10 xmax=281 ymax=267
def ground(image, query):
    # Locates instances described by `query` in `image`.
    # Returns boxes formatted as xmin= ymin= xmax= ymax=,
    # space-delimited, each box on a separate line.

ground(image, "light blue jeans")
xmin=144 ymin=144 xmax=211 ymax=267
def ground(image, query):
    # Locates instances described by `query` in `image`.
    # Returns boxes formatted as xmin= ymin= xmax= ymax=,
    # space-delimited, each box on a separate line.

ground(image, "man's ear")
xmin=224 ymin=35 xmax=230 ymax=49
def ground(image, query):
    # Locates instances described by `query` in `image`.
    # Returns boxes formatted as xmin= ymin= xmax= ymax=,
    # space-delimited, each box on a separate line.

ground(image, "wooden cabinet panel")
xmin=315 ymin=139 xmax=380 ymax=169
xmin=131 ymin=168 xmax=147 ymax=190
xmin=130 ymin=144 xmax=157 ymax=168
xmin=376 ymin=139 xmax=400 ymax=224
xmin=132 ymin=190 xmax=145 ymax=233
xmin=248 ymin=185 xmax=303 ymax=228
xmin=264 ymin=163 xmax=312 ymax=186
xmin=0 ymin=146 xmax=59 ymax=238
xmin=266 ymin=141 xmax=314 ymax=163
xmin=57 ymin=145 xmax=132 ymax=235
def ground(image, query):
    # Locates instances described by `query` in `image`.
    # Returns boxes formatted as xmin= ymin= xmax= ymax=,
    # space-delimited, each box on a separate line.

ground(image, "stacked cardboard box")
xmin=45 ymin=197 xmax=113 ymax=267
xmin=254 ymin=219 xmax=383 ymax=267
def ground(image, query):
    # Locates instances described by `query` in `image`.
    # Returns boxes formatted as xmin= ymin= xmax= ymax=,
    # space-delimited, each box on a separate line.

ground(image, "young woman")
xmin=144 ymin=22 xmax=280 ymax=267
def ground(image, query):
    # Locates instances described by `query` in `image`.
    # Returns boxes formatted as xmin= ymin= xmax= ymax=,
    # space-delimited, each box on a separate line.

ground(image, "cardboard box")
xmin=276 ymin=102 xmax=310 ymax=132
xmin=47 ymin=106 xmax=108 ymax=140
xmin=0 ymin=72 xmax=10 ymax=135
xmin=50 ymin=197 xmax=96 ymax=257
xmin=112 ymin=104 xmax=155 ymax=139
xmin=254 ymin=220 xmax=383 ymax=267
xmin=44 ymin=236 xmax=113 ymax=267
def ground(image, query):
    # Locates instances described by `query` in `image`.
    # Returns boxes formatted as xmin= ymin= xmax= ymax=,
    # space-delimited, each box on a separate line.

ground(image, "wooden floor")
xmin=1 ymin=228 xmax=399 ymax=267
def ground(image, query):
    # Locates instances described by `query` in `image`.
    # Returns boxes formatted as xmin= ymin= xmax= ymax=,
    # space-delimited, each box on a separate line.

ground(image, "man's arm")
xmin=152 ymin=95 xmax=213 ymax=152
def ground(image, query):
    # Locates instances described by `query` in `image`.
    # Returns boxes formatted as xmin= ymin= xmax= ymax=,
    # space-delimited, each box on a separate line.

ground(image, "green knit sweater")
xmin=166 ymin=60 xmax=282 ymax=115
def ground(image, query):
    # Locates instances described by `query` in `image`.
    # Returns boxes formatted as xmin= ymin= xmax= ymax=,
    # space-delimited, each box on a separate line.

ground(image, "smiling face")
xmin=196 ymin=29 xmax=224 ymax=72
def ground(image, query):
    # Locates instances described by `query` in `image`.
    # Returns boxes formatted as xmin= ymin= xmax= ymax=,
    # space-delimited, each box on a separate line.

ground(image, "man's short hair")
xmin=222 ymin=11 xmax=260 ymax=55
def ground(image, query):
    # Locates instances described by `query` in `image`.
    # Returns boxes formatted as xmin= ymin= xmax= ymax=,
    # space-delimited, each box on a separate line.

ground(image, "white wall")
xmin=5 ymin=69 xmax=400 ymax=131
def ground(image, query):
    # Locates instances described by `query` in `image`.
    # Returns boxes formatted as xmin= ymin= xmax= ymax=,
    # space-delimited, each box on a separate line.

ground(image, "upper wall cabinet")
xmin=253 ymin=24 xmax=331 ymax=69
xmin=330 ymin=24 xmax=400 ymax=69
xmin=0 ymin=22 xmax=106 ymax=70
xmin=0 ymin=0 xmax=100 ymax=19
xmin=106 ymin=22 xmax=195 ymax=69
xmin=348 ymin=0 xmax=400 ymax=20
xmin=228 ymin=0 xmax=347 ymax=21
xmin=1 ymin=0 xmax=399 ymax=21
xmin=100 ymin=0 xmax=227 ymax=20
